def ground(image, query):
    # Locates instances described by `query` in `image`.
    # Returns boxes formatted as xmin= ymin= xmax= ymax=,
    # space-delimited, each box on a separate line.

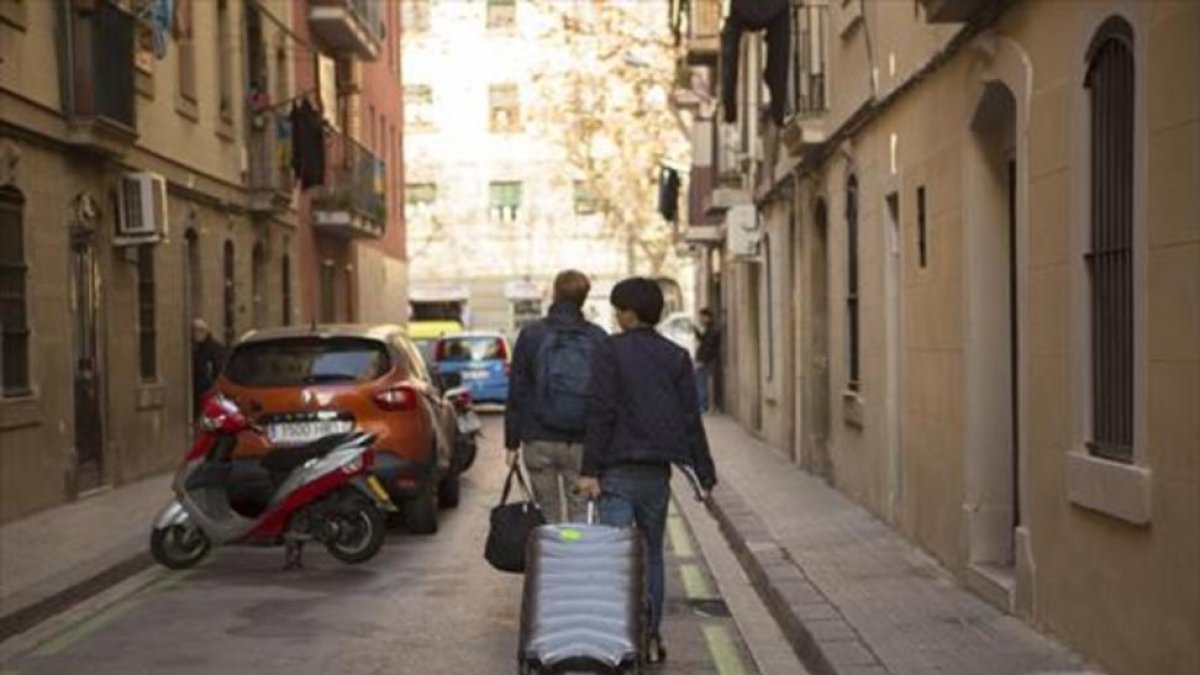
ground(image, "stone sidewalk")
xmin=0 ymin=472 xmax=172 ymax=641
xmin=700 ymin=414 xmax=1104 ymax=675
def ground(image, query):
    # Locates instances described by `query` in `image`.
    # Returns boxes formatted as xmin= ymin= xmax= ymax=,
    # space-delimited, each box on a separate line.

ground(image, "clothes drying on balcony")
xmin=720 ymin=0 xmax=789 ymax=126
xmin=289 ymin=99 xmax=326 ymax=189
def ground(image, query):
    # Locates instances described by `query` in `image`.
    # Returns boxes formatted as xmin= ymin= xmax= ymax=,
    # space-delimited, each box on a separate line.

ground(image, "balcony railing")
xmin=61 ymin=0 xmax=137 ymax=153
xmin=311 ymin=132 xmax=386 ymax=239
xmin=918 ymin=0 xmax=998 ymax=24
xmin=246 ymin=114 xmax=292 ymax=212
xmin=308 ymin=0 xmax=383 ymax=60
xmin=789 ymin=1 xmax=830 ymax=119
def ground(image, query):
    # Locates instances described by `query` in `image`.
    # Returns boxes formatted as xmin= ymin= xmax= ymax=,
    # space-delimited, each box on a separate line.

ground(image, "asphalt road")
xmin=3 ymin=415 xmax=760 ymax=675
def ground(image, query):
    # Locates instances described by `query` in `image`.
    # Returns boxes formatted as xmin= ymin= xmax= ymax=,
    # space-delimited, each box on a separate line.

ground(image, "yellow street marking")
xmin=31 ymin=598 xmax=139 ymax=657
xmin=703 ymin=624 xmax=751 ymax=675
xmin=680 ymin=563 xmax=716 ymax=600
xmin=666 ymin=514 xmax=696 ymax=558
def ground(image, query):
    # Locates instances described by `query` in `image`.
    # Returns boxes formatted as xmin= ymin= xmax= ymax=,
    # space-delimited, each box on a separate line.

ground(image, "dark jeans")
xmin=599 ymin=464 xmax=671 ymax=636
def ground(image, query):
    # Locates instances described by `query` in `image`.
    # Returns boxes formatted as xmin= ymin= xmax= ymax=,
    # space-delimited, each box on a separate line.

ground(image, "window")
xmin=177 ymin=0 xmax=196 ymax=104
xmin=487 ymin=0 xmax=515 ymax=29
xmin=489 ymin=181 xmax=522 ymax=223
xmin=574 ymin=180 xmax=598 ymax=215
xmin=136 ymin=245 xmax=157 ymax=381
xmin=216 ymin=0 xmax=233 ymax=121
xmin=916 ymin=185 xmax=927 ymax=268
xmin=402 ymin=0 xmax=430 ymax=33
xmin=405 ymin=183 xmax=437 ymax=218
xmin=224 ymin=338 xmax=392 ymax=387
xmin=281 ymin=254 xmax=292 ymax=326
xmin=0 ymin=187 xmax=29 ymax=397
xmin=846 ymin=174 xmax=860 ymax=390
xmin=223 ymin=241 xmax=236 ymax=346
xmin=404 ymin=85 xmax=434 ymax=131
xmin=1085 ymin=17 xmax=1135 ymax=462
xmin=488 ymin=84 xmax=521 ymax=133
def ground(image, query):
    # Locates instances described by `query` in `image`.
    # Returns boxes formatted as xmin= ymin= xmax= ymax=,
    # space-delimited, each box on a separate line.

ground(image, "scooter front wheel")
xmin=150 ymin=521 xmax=210 ymax=570
xmin=324 ymin=495 xmax=386 ymax=564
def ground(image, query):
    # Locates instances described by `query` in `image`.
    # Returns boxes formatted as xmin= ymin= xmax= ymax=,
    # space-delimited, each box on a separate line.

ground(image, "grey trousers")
xmin=522 ymin=440 xmax=587 ymax=523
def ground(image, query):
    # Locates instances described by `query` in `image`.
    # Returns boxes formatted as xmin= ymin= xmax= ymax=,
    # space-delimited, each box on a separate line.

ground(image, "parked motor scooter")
xmin=150 ymin=393 xmax=397 ymax=570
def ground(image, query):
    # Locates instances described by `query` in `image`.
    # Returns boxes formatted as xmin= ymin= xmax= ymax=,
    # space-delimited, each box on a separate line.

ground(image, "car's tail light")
xmin=496 ymin=339 xmax=509 ymax=362
xmin=374 ymin=386 xmax=418 ymax=411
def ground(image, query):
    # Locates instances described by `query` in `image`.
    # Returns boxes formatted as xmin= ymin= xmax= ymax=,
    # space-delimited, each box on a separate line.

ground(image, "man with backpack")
xmin=504 ymin=269 xmax=608 ymax=523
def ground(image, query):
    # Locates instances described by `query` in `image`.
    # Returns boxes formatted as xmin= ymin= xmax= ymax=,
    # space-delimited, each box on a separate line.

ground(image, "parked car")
xmin=216 ymin=325 xmax=464 ymax=534
xmin=657 ymin=311 xmax=698 ymax=360
xmin=430 ymin=332 xmax=511 ymax=405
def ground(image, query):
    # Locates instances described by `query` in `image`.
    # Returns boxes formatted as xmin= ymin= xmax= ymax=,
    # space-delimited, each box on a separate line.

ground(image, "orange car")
xmin=215 ymin=324 xmax=462 ymax=534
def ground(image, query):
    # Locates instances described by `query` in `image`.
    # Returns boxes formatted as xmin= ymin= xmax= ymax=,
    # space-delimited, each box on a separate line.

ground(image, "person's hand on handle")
xmin=574 ymin=476 xmax=602 ymax=501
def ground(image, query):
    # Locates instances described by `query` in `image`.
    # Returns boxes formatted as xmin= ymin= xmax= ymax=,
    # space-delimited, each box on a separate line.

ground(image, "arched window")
xmin=223 ymin=241 xmax=236 ymax=346
xmin=0 ymin=187 xmax=29 ymax=396
xmin=1085 ymin=17 xmax=1134 ymax=462
xmin=845 ymin=175 xmax=860 ymax=391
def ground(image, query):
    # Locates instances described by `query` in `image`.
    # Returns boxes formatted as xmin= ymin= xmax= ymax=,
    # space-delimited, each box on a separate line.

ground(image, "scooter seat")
xmin=260 ymin=431 xmax=364 ymax=477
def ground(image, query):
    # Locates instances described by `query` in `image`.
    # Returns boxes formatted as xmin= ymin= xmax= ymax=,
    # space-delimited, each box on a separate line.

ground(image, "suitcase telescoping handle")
xmin=586 ymin=500 xmax=596 ymax=525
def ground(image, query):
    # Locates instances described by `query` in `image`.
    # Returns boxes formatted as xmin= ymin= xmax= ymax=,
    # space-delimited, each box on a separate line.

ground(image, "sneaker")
xmin=646 ymin=634 xmax=667 ymax=664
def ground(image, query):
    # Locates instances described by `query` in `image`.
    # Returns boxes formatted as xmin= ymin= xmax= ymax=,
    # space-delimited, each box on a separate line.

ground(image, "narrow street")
xmin=2 ymin=415 xmax=759 ymax=675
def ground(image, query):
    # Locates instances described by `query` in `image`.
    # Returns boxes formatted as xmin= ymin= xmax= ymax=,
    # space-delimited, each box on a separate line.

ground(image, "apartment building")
xmin=401 ymin=0 xmax=689 ymax=333
xmin=0 ymin=0 xmax=302 ymax=521
xmin=673 ymin=1 xmax=1199 ymax=673
xmin=292 ymin=0 xmax=407 ymax=326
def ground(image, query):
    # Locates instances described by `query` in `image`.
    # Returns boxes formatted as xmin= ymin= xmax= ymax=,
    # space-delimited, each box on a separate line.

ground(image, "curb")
xmin=0 ymin=551 xmax=153 ymax=644
xmin=707 ymin=485 xmax=891 ymax=675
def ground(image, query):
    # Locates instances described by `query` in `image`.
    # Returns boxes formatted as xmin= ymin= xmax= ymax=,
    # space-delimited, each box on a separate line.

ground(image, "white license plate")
xmin=268 ymin=420 xmax=353 ymax=445
xmin=461 ymin=370 xmax=489 ymax=381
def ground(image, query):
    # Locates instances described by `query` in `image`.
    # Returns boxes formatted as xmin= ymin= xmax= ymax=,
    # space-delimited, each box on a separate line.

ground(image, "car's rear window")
xmin=437 ymin=337 xmax=505 ymax=362
xmin=224 ymin=337 xmax=392 ymax=387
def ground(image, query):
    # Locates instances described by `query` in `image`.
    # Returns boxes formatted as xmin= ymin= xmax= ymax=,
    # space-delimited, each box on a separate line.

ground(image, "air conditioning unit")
xmin=116 ymin=172 xmax=168 ymax=244
xmin=726 ymin=204 xmax=761 ymax=258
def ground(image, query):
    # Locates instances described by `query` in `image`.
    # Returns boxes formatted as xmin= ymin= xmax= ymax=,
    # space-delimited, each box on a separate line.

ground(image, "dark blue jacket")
xmin=582 ymin=327 xmax=717 ymax=489
xmin=504 ymin=302 xmax=608 ymax=449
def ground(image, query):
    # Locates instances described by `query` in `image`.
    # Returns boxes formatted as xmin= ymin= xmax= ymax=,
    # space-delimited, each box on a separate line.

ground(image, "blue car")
xmin=431 ymin=332 xmax=511 ymax=404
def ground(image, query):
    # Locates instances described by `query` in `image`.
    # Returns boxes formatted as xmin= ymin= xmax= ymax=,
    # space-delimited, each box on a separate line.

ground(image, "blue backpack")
xmin=534 ymin=327 xmax=596 ymax=432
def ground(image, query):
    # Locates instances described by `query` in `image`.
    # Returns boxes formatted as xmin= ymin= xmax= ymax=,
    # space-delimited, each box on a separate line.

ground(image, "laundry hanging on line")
xmin=721 ymin=0 xmax=790 ymax=126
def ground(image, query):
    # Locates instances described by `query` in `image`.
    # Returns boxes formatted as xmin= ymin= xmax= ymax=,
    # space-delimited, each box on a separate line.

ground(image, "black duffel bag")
xmin=485 ymin=464 xmax=546 ymax=573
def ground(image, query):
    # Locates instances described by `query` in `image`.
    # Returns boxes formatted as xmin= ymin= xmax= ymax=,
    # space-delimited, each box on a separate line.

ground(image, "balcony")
xmin=60 ymin=0 xmax=137 ymax=155
xmin=682 ymin=0 xmax=721 ymax=66
xmin=919 ymin=0 xmax=998 ymax=23
xmin=782 ymin=1 xmax=830 ymax=155
xmin=308 ymin=0 xmax=383 ymax=60
xmin=246 ymin=116 xmax=293 ymax=213
xmin=311 ymin=132 xmax=386 ymax=239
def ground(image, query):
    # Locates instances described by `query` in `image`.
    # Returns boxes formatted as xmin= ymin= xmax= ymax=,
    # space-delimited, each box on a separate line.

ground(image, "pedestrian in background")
xmin=575 ymin=277 xmax=718 ymax=663
xmin=192 ymin=319 xmax=225 ymax=417
xmin=694 ymin=308 xmax=720 ymax=413
xmin=504 ymin=270 xmax=607 ymax=522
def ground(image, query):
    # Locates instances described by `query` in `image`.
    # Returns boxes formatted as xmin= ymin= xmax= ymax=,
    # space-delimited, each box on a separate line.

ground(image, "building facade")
xmin=0 ymin=0 xmax=305 ymax=522
xmin=401 ymin=0 xmax=689 ymax=334
xmin=292 ymin=0 xmax=407 ymax=327
xmin=673 ymin=1 xmax=1199 ymax=674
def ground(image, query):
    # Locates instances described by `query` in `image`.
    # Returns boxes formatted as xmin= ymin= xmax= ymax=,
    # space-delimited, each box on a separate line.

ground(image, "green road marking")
xmin=29 ymin=567 xmax=198 ymax=658
xmin=680 ymin=563 xmax=716 ymax=600
xmin=702 ymin=624 xmax=751 ymax=675
xmin=666 ymin=514 xmax=696 ymax=558
xmin=31 ymin=598 xmax=139 ymax=657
